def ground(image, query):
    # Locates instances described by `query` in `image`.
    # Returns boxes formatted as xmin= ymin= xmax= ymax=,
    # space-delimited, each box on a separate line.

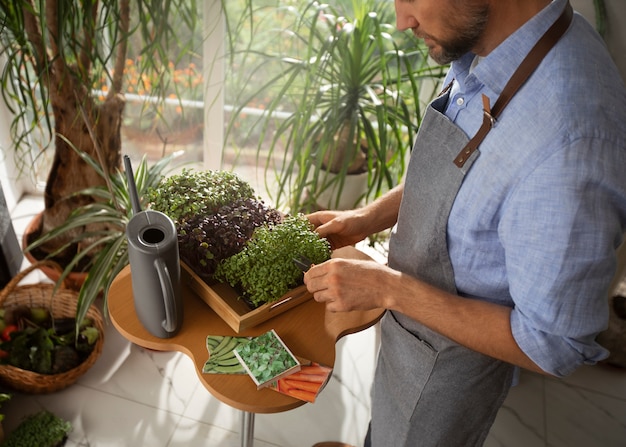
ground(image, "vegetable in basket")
xmin=0 ymin=307 xmax=99 ymax=375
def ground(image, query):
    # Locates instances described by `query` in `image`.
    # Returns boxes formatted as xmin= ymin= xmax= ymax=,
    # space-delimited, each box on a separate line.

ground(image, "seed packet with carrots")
xmin=269 ymin=358 xmax=333 ymax=403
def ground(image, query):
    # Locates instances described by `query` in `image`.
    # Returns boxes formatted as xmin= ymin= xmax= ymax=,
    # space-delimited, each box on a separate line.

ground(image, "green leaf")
xmin=81 ymin=326 xmax=100 ymax=345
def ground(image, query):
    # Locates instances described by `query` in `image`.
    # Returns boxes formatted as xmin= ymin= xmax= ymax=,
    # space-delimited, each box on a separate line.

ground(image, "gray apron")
xmin=368 ymin=4 xmax=573 ymax=444
xmin=370 ymin=93 xmax=515 ymax=447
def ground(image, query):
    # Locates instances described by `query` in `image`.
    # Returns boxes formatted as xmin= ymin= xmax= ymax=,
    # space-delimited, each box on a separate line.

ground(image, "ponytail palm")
xmin=0 ymin=0 xmax=198 ymax=262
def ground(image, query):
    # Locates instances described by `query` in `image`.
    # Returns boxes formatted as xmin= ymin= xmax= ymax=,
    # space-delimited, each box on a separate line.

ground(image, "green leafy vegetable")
xmin=80 ymin=326 xmax=100 ymax=346
xmin=0 ymin=393 xmax=11 ymax=423
xmin=1 ymin=410 xmax=71 ymax=447
xmin=0 ymin=307 xmax=99 ymax=375
xmin=215 ymin=214 xmax=331 ymax=307
xmin=178 ymin=197 xmax=283 ymax=282
xmin=234 ymin=330 xmax=299 ymax=386
xmin=148 ymin=169 xmax=256 ymax=225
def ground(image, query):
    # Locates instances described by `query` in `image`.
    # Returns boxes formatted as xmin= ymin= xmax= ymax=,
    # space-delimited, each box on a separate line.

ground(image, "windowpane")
xmin=118 ymin=3 xmax=206 ymax=172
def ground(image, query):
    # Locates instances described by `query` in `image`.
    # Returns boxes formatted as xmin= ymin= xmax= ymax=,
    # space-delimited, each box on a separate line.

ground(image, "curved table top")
xmin=107 ymin=246 xmax=384 ymax=414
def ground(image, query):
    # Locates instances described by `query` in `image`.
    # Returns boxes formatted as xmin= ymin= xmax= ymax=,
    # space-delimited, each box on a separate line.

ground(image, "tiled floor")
xmin=4 ymin=193 xmax=626 ymax=446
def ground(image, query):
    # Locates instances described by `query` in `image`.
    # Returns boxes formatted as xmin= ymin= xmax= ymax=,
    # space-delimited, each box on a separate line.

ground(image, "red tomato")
xmin=0 ymin=349 xmax=8 ymax=359
xmin=1 ymin=325 xmax=18 ymax=341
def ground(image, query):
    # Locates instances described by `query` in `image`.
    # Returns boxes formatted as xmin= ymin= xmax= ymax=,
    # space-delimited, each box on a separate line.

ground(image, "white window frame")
xmin=203 ymin=0 xmax=226 ymax=171
xmin=0 ymin=55 xmax=28 ymax=211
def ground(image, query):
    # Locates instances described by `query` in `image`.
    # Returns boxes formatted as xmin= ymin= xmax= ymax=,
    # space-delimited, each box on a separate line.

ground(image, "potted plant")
xmin=1 ymin=410 xmax=71 ymax=447
xmin=214 ymin=213 xmax=331 ymax=308
xmin=224 ymin=0 xmax=446 ymax=213
xmin=0 ymin=1 xmax=199 ymax=278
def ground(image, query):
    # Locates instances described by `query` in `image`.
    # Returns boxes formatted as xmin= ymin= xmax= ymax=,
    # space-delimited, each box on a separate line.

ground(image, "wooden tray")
xmin=181 ymin=263 xmax=312 ymax=332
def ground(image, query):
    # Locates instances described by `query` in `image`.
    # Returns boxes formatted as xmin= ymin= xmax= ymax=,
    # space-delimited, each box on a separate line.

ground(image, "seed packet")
xmin=268 ymin=358 xmax=333 ymax=403
xmin=234 ymin=329 xmax=300 ymax=389
xmin=202 ymin=335 xmax=251 ymax=375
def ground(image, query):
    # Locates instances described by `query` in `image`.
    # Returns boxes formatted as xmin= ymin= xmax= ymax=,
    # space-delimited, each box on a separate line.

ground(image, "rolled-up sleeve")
xmin=503 ymin=139 xmax=625 ymax=377
xmin=510 ymin=308 xmax=609 ymax=377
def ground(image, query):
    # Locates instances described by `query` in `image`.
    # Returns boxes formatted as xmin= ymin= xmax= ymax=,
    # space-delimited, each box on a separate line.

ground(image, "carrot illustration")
xmin=285 ymin=387 xmax=317 ymax=402
xmin=287 ymin=372 xmax=327 ymax=383
xmin=284 ymin=379 xmax=322 ymax=394
xmin=273 ymin=379 xmax=286 ymax=392
xmin=299 ymin=364 xmax=331 ymax=376
xmin=269 ymin=361 xmax=333 ymax=402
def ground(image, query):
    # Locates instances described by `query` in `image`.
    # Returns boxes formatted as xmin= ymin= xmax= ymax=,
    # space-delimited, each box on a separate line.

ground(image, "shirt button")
xmin=456 ymin=97 xmax=464 ymax=106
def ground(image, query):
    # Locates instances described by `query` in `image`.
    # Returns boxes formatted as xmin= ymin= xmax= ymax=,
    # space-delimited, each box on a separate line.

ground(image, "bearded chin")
xmin=429 ymin=45 xmax=468 ymax=65
xmin=429 ymin=6 xmax=489 ymax=65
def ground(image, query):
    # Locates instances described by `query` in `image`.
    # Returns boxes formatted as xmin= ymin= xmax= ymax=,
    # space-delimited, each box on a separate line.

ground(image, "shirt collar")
xmin=451 ymin=0 xmax=570 ymax=98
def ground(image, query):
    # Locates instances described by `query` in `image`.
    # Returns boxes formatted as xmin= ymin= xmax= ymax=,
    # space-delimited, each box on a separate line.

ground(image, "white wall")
xmin=572 ymin=0 xmax=626 ymax=83
xmin=0 ymin=76 xmax=26 ymax=211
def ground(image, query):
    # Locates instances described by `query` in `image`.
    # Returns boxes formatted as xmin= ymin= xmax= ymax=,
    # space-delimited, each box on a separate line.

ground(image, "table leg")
xmin=241 ymin=411 xmax=255 ymax=447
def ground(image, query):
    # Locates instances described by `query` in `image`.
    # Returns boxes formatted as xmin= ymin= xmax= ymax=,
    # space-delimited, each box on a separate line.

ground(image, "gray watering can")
xmin=124 ymin=156 xmax=183 ymax=338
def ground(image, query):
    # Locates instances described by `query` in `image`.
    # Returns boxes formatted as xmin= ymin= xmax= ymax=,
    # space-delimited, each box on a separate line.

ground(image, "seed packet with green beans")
xmin=234 ymin=329 xmax=300 ymax=389
xmin=203 ymin=335 xmax=251 ymax=375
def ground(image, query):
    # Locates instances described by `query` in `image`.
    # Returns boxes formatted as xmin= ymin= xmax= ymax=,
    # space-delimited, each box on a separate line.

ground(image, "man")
xmin=304 ymin=0 xmax=626 ymax=446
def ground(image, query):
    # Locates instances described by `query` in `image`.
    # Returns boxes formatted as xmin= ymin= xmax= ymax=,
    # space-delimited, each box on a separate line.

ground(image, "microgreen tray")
xmin=181 ymin=262 xmax=312 ymax=332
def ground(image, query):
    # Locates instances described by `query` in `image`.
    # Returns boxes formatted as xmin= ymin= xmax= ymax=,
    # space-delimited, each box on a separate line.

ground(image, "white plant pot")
xmin=314 ymin=170 xmax=369 ymax=210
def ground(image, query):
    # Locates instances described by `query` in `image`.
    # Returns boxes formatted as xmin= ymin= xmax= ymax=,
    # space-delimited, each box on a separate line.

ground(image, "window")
xmin=1 ymin=0 xmax=441 ymax=210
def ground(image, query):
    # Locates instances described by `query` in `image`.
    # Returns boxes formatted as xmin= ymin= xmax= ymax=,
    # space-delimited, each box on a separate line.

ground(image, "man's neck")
xmin=476 ymin=0 xmax=553 ymax=56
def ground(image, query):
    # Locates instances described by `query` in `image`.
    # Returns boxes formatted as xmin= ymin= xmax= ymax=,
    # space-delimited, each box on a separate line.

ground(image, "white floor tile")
xmin=169 ymin=415 xmax=279 ymax=447
xmin=484 ymin=372 xmax=546 ymax=447
xmin=557 ymin=363 xmax=626 ymax=401
xmin=3 ymin=383 xmax=183 ymax=447
xmin=78 ymin=326 xmax=199 ymax=415
xmin=545 ymin=378 xmax=626 ymax=447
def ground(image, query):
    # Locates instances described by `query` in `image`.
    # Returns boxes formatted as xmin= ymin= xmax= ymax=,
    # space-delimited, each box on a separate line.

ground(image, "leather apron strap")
xmin=454 ymin=1 xmax=574 ymax=168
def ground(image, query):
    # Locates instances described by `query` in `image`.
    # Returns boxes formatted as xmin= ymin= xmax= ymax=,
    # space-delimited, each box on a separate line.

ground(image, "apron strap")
xmin=454 ymin=1 xmax=574 ymax=168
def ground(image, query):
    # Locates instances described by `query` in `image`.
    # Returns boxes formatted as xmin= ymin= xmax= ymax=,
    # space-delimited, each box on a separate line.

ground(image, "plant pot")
xmin=22 ymin=212 xmax=87 ymax=291
xmin=314 ymin=170 xmax=369 ymax=211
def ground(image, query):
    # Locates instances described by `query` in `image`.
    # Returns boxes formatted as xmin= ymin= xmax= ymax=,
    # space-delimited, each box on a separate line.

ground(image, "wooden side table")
xmin=107 ymin=246 xmax=384 ymax=446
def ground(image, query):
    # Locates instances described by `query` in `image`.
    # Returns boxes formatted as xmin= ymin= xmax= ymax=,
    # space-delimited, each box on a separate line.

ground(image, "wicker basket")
xmin=0 ymin=260 xmax=105 ymax=394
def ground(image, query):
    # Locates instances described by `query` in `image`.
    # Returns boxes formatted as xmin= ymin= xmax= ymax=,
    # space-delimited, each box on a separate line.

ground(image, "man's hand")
xmin=304 ymin=257 xmax=547 ymax=375
xmin=306 ymin=184 xmax=405 ymax=249
xmin=304 ymin=258 xmax=395 ymax=312
xmin=307 ymin=210 xmax=371 ymax=250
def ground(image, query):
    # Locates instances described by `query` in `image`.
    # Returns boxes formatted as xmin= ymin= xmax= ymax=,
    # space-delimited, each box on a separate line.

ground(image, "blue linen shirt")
xmin=443 ymin=0 xmax=626 ymax=377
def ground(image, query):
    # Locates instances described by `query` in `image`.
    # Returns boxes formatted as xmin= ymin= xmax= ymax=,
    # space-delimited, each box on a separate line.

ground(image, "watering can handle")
xmin=154 ymin=258 xmax=178 ymax=333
